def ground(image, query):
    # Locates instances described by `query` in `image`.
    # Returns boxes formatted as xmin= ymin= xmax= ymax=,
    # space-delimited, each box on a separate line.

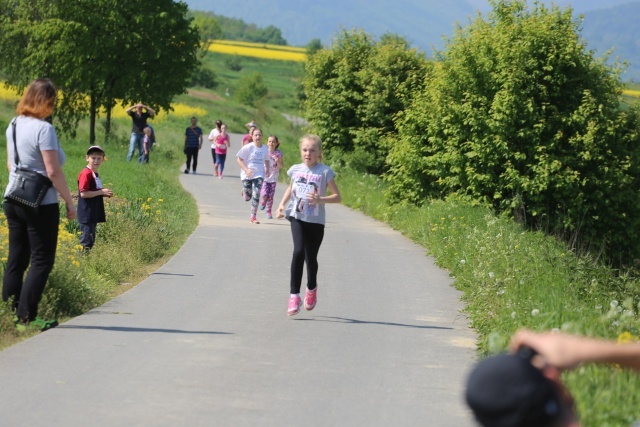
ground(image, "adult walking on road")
xmin=125 ymin=103 xmax=155 ymax=162
xmin=184 ymin=116 xmax=203 ymax=174
xmin=277 ymin=134 xmax=341 ymax=316
xmin=2 ymin=78 xmax=77 ymax=332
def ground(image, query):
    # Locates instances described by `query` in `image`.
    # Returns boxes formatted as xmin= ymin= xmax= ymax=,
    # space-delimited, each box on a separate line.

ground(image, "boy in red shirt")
xmin=77 ymin=146 xmax=114 ymax=250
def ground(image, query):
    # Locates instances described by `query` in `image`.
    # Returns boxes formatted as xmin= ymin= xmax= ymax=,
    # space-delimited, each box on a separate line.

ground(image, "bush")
xmin=385 ymin=0 xmax=640 ymax=262
xmin=224 ymin=55 xmax=242 ymax=72
xmin=235 ymin=72 xmax=268 ymax=107
xmin=190 ymin=66 xmax=218 ymax=89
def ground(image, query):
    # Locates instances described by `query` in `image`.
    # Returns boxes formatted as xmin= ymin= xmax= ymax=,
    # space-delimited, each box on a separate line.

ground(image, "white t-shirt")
xmin=4 ymin=115 xmax=65 ymax=205
xmin=284 ymin=163 xmax=336 ymax=225
xmin=209 ymin=128 xmax=221 ymax=148
xmin=236 ymin=143 xmax=269 ymax=180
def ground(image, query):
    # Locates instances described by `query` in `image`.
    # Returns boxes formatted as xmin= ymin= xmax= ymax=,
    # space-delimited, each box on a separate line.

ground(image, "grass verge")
xmin=333 ymin=167 xmax=640 ymax=427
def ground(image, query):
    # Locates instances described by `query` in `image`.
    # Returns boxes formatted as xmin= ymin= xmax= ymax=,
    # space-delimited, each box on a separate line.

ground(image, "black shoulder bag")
xmin=4 ymin=119 xmax=53 ymax=210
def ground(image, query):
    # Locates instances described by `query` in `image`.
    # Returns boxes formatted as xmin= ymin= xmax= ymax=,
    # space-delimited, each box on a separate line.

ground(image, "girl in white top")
xmin=276 ymin=134 xmax=341 ymax=316
xmin=208 ymin=119 xmax=222 ymax=176
xmin=236 ymin=128 xmax=269 ymax=224
xmin=259 ymin=135 xmax=284 ymax=219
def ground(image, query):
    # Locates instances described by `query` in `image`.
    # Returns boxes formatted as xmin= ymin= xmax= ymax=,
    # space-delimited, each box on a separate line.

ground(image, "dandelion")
xmin=460 ymin=259 xmax=466 ymax=265
xmin=611 ymin=300 xmax=619 ymax=308
xmin=489 ymin=272 xmax=495 ymax=279
xmin=618 ymin=332 xmax=633 ymax=344
xmin=511 ymin=312 xmax=516 ymax=319
xmin=497 ymin=289 xmax=505 ymax=295
xmin=531 ymin=309 xmax=540 ymax=317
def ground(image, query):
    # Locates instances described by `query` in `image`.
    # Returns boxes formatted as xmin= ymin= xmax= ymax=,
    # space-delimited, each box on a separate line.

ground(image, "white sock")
xmin=291 ymin=293 xmax=299 ymax=298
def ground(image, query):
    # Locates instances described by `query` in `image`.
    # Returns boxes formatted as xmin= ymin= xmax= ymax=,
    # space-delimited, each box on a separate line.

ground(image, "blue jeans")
xmin=79 ymin=223 xmax=97 ymax=249
xmin=127 ymin=133 xmax=143 ymax=162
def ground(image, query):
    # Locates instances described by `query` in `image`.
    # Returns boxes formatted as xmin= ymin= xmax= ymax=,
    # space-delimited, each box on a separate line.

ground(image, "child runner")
xmin=242 ymin=126 xmax=255 ymax=146
xmin=259 ymin=135 xmax=284 ymax=219
xmin=77 ymin=146 xmax=114 ymax=250
xmin=276 ymin=134 xmax=341 ymax=316
xmin=236 ymin=128 xmax=269 ymax=224
xmin=208 ymin=119 xmax=222 ymax=176
xmin=214 ymin=124 xmax=230 ymax=179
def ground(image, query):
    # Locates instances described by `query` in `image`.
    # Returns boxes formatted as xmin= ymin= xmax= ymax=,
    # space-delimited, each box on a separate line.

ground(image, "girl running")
xmin=236 ymin=128 xmax=269 ymax=224
xmin=259 ymin=135 xmax=284 ymax=219
xmin=276 ymin=134 xmax=341 ymax=316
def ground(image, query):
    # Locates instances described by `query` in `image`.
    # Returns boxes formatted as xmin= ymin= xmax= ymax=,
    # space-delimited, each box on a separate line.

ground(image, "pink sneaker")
xmin=287 ymin=295 xmax=302 ymax=316
xmin=304 ymin=287 xmax=317 ymax=311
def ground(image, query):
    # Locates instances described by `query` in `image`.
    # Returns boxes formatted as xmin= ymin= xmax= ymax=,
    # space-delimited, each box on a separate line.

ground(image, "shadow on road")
xmin=58 ymin=325 xmax=232 ymax=335
xmin=296 ymin=316 xmax=453 ymax=330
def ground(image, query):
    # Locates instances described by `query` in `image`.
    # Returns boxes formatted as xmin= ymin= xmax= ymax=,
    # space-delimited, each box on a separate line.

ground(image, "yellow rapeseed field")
xmin=0 ymin=84 xmax=206 ymax=121
xmin=208 ymin=40 xmax=307 ymax=62
xmin=622 ymin=89 xmax=640 ymax=98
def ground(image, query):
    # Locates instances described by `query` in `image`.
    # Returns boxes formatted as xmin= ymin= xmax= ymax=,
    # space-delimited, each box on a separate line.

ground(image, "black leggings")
xmin=289 ymin=218 xmax=325 ymax=294
xmin=2 ymin=202 xmax=59 ymax=321
xmin=185 ymin=146 xmax=199 ymax=172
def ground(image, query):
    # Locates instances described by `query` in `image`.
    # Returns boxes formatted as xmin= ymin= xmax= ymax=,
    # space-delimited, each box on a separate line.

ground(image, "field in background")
xmin=208 ymin=40 xmax=307 ymax=62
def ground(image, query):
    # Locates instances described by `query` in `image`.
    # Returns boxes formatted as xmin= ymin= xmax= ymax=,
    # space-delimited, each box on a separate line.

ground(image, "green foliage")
xmin=302 ymin=29 xmax=430 ymax=174
xmin=337 ymin=168 xmax=640 ymax=426
xmin=189 ymin=10 xmax=223 ymax=56
xmin=0 ymin=0 xmax=201 ymax=144
xmin=235 ymin=72 xmax=268 ymax=107
xmin=385 ymin=0 xmax=640 ymax=262
xmin=190 ymin=66 xmax=218 ymax=89
xmin=224 ymin=55 xmax=243 ymax=72
xmin=215 ymin=15 xmax=287 ymax=45
xmin=306 ymin=38 xmax=323 ymax=56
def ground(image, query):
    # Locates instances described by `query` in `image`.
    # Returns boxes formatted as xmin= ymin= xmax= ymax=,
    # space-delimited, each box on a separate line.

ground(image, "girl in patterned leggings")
xmin=259 ymin=135 xmax=284 ymax=219
xmin=236 ymin=128 xmax=269 ymax=224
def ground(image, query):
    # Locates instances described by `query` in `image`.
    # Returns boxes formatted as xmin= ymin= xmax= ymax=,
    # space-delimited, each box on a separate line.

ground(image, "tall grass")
xmin=334 ymin=167 xmax=640 ymax=427
xmin=0 ymin=96 xmax=198 ymax=347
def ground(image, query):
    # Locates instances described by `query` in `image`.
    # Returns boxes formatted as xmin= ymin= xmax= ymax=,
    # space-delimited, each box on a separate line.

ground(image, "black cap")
xmin=465 ymin=352 xmax=563 ymax=427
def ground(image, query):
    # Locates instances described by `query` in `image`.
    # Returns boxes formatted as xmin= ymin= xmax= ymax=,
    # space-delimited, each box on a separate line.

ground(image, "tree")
xmin=235 ymin=72 xmax=268 ymax=107
xmin=0 ymin=0 xmax=200 ymax=144
xmin=385 ymin=0 xmax=640 ymax=261
xmin=306 ymin=38 xmax=323 ymax=56
xmin=302 ymin=30 xmax=429 ymax=174
xmin=189 ymin=11 xmax=223 ymax=57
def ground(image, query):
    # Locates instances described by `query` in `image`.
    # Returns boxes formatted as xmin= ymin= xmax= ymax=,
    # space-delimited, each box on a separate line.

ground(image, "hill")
xmin=184 ymin=0 xmax=640 ymax=81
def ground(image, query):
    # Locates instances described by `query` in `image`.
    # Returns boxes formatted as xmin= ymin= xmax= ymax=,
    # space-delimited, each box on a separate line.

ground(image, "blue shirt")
xmin=185 ymin=126 xmax=202 ymax=148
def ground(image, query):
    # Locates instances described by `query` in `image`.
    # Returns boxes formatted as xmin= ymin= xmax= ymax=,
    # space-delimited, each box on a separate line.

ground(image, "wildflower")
xmin=618 ymin=331 xmax=633 ymax=344
xmin=610 ymin=300 xmax=619 ymax=308
xmin=460 ymin=259 xmax=466 ymax=265
xmin=531 ymin=309 xmax=540 ymax=317
xmin=488 ymin=272 xmax=495 ymax=279
xmin=511 ymin=312 xmax=516 ymax=319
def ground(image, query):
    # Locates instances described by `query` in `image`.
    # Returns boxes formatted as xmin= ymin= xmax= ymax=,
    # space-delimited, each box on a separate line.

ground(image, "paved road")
xmin=0 ymin=134 xmax=478 ymax=427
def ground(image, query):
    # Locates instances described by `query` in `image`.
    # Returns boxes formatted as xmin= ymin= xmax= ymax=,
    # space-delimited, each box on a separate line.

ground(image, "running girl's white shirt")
xmin=284 ymin=163 xmax=335 ymax=225
xmin=209 ymin=128 xmax=220 ymax=148
xmin=236 ymin=143 xmax=269 ymax=180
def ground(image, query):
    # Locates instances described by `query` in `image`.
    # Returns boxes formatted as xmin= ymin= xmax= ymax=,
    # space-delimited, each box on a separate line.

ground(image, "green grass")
xmin=0 ymin=49 xmax=306 ymax=348
xmin=1 ymin=46 xmax=638 ymax=426
xmin=333 ymin=167 xmax=640 ymax=427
